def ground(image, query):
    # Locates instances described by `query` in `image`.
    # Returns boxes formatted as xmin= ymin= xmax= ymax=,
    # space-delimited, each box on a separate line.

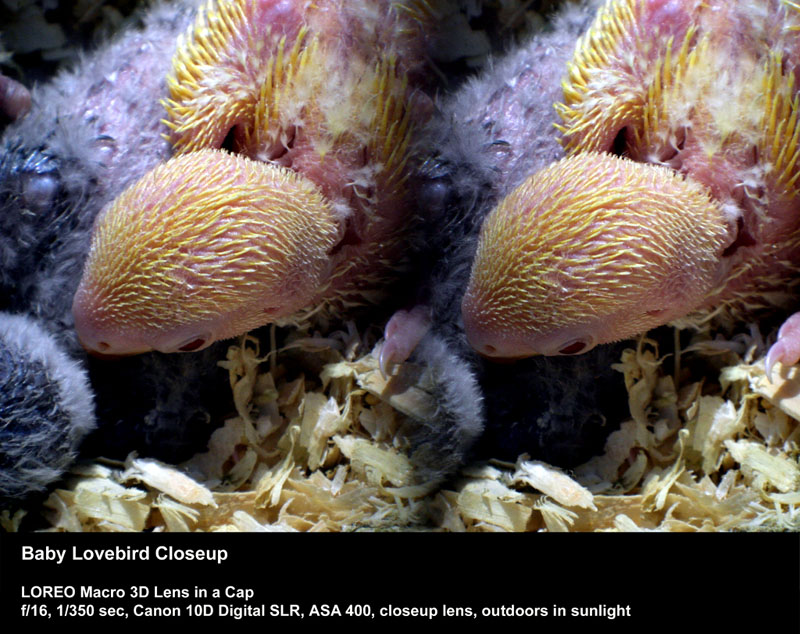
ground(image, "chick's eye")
xmin=22 ymin=174 xmax=58 ymax=212
xmin=558 ymin=339 xmax=588 ymax=355
xmin=178 ymin=337 xmax=206 ymax=352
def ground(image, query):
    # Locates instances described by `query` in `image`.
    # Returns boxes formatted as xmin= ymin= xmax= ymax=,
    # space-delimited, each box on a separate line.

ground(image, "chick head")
xmin=73 ymin=150 xmax=339 ymax=355
xmin=462 ymin=152 xmax=730 ymax=358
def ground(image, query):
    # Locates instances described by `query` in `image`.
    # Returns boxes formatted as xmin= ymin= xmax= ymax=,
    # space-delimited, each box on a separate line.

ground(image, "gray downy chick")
xmin=0 ymin=0 xmax=231 ymax=501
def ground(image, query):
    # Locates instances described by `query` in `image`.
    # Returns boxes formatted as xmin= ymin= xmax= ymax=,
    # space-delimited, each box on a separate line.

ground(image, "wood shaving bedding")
xmin=9 ymin=316 xmax=797 ymax=533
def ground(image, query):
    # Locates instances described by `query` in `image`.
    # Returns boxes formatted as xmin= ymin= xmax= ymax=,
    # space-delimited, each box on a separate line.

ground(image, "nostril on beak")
xmin=79 ymin=336 xmax=124 ymax=359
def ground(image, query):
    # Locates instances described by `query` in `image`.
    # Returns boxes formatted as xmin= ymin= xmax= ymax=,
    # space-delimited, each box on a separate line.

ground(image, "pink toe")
xmin=778 ymin=312 xmax=800 ymax=342
xmin=379 ymin=338 xmax=400 ymax=379
xmin=380 ymin=305 xmax=431 ymax=377
xmin=766 ymin=312 xmax=800 ymax=381
xmin=766 ymin=341 xmax=787 ymax=382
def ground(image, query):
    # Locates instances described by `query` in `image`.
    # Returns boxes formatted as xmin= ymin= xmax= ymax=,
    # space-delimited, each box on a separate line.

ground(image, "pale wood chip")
xmin=724 ymin=439 xmax=800 ymax=493
xmin=512 ymin=457 xmax=596 ymax=510
xmin=122 ymin=457 xmax=217 ymax=507
xmin=750 ymin=361 xmax=800 ymax=421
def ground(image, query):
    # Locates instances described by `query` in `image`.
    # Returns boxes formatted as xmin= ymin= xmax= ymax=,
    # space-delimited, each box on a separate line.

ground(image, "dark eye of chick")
xmin=178 ymin=338 xmax=206 ymax=352
xmin=559 ymin=340 xmax=587 ymax=354
xmin=22 ymin=174 xmax=58 ymax=212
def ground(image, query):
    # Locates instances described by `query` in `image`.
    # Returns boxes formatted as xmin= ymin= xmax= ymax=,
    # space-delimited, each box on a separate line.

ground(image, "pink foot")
xmin=766 ymin=312 xmax=800 ymax=382
xmin=379 ymin=305 xmax=431 ymax=378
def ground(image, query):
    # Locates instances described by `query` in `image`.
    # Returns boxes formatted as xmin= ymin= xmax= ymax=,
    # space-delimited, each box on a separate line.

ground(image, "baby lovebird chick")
xmin=462 ymin=0 xmax=800 ymax=376
xmin=73 ymin=0 xmax=435 ymax=355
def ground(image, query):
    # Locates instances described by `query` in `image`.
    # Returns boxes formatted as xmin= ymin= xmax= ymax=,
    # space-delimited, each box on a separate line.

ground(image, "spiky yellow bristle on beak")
xmin=462 ymin=152 xmax=730 ymax=358
xmin=73 ymin=149 xmax=339 ymax=355
xmin=163 ymin=0 xmax=309 ymax=155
